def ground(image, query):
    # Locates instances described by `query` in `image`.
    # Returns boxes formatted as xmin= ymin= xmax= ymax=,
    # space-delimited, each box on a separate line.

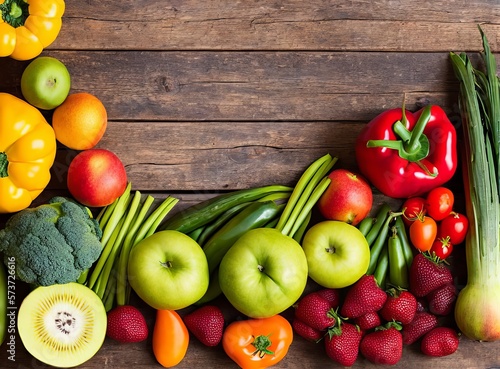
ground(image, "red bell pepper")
xmin=355 ymin=105 xmax=457 ymax=198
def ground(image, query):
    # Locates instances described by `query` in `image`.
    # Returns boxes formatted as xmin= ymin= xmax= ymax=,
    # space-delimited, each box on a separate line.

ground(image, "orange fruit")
xmin=52 ymin=92 xmax=108 ymax=150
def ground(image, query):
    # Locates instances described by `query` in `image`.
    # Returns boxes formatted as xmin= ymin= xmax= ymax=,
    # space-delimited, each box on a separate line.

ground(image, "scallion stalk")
xmin=450 ymin=26 xmax=500 ymax=342
xmin=275 ymin=153 xmax=337 ymax=237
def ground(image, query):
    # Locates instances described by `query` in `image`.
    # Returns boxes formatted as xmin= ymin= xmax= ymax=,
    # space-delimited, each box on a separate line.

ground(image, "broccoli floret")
xmin=0 ymin=197 xmax=103 ymax=286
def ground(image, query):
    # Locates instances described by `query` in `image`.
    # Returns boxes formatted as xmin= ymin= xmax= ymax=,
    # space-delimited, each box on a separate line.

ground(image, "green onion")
xmin=450 ymin=26 xmax=500 ymax=341
xmin=275 ymin=153 xmax=337 ymax=237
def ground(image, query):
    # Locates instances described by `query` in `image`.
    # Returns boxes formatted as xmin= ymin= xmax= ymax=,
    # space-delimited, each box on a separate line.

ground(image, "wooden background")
xmin=1 ymin=0 xmax=500 ymax=368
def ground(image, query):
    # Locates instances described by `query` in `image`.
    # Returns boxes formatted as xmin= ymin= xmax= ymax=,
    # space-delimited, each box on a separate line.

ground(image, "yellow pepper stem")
xmin=0 ymin=0 xmax=29 ymax=28
xmin=0 ymin=152 xmax=7 ymax=178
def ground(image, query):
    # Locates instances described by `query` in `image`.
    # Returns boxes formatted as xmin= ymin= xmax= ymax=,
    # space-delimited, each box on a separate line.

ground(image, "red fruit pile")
xmin=292 ymin=288 xmax=341 ymax=342
xmin=293 ymin=266 xmax=461 ymax=366
xmin=402 ymin=186 xmax=469 ymax=260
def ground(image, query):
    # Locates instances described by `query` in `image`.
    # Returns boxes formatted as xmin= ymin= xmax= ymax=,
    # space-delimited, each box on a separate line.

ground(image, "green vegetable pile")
xmin=160 ymin=153 xmax=338 ymax=304
xmin=82 ymin=183 xmax=179 ymax=311
xmin=358 ymin=204 xmax=413 ymax=290
xmin=0 ymin=197 xmax=102 ymax=286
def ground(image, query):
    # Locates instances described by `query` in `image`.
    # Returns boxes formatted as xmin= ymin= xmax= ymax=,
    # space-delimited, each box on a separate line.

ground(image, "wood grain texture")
xmin=0 ymin=51 xmax=465 ymax=122
xmin=1 ymin=0 xmax=500 ymax=368
xmin=52 ymin=0 xmax=500 ymax=52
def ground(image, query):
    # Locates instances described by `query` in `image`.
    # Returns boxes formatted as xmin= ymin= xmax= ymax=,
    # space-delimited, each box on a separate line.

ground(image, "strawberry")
xmin=354 ymin=311 xmax=381 ymax=332
xmin=427 ymin=283 xmax=457 ymax=316
xmin=421 ymin=327 xmax=460 ymax=357
xmin=292 ymin=318 xmax=324 ymax=342
xmin=294 ymin=289 xmax=338 ymax=331
xmin=379 ymin=289 xmax=417 ymax=325
xmin=106 ymin=305 xmax=149 ymax=343
xmin=324 ymin=322 xmax=362 ymax=367
xmin=183 ymin=305 xmax=225 ymax=347
xmin=401 ymin=311 xmax=438 ymax=345
xmin=360 ymin=325 xmax=403 ymax=365
xmin=409 ymin=253 xmax=453 ymax=297
xmin=340 ymin=275 xmax=387 ymax=319
xmin=316 ymin=288 xmax=341 ymax=308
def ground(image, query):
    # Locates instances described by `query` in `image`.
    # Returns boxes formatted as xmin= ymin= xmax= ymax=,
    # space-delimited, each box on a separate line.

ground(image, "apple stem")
xmin=160 ymin=260 xmax=173 ymax=269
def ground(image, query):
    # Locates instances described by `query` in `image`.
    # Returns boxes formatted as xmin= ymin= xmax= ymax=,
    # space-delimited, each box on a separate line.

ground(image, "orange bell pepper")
xmin=0 ymin=93 xmax=57 ymax=213
xmin=222 ymin=314 xmax=293 ymax=369
xmin=0 ymin=0 xmax=65 ymax=60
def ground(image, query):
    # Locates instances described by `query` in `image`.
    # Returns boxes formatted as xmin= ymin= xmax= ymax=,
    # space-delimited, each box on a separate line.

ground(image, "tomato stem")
xmin=251 ymin=335 xmax=274 ymax=358
xmin=0 ymin=152 xmax=8 ymax=178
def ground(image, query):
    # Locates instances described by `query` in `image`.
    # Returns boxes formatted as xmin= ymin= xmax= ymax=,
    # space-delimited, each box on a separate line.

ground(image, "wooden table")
xmin=1 ymin=0 xmax=500 ymax=368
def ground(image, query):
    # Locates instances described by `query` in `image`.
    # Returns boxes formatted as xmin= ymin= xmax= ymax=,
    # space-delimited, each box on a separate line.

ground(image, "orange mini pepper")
xmin=222 ymin=314 xmax=293 ymax=369
xmin=152 ymin=309 xmax=189 ymax=368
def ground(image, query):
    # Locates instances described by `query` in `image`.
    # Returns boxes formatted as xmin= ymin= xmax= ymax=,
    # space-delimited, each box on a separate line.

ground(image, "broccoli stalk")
xmin=0 ymin=197 xmax=103 ymax=286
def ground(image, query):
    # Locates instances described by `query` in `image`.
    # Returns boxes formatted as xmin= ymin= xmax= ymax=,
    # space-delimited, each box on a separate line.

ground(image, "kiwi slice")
xmin=18 ymin=282 xmax=107 ymax=368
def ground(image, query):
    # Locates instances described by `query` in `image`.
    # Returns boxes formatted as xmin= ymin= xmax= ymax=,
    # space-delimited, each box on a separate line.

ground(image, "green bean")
xmin=365 ymin=203 xmax=392 ymax=246
xmin=278 ymin=154 xmax=337 ymax=236
xmin=394 ymin=216 xmax=414 ymax=269
xmin=196 ymin=202 xmax=252 ymax=246
xmin=373 ymin=245 xmax=389 ymax=290
xmin=288 ymin=176 xmax=332 ymax=238
xmin=292 ymin=210 xmax=312 ymax=244
xmin=357 ymin=216 xmax=375 ymax=237
xmin=187 ymin=226 xmax=205 ymax=243
xmin=203 ymin=201 xmax=282 ymax=274
xmin=367 ymin=211 xmax=394 ymax=275
xmin=161 ymin=185 xmax=292 ymax=234
xmin=388 ymin=226 xmax=409 ymax=288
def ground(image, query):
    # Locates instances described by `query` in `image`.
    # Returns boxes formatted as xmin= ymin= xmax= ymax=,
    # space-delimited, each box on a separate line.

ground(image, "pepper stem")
xmin=0 ymin=0 xmax=30 ymax=28
xmin=366 ymin=105 xmax=432 ymax=163
xmin=251 ymin=334 xmax=274 ymax=358
xmin=0 ymin=152 xmax=8 ymax=178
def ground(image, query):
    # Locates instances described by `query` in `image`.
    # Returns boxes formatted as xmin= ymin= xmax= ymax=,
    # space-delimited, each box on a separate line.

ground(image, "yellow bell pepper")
xmin=0 ymin=93 xmax=57 ymax=213
xmin=0 ymin=0 xmax=65 ymax=60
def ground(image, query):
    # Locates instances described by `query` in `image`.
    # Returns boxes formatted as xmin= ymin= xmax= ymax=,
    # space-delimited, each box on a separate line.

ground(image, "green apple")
xmin=218 ymin=228 xmax=308 ymax=318
xmin=21 ymin=56 xmax=71 ymax=110
xmin=127 ymin=230 xmax=209 ymax=310
xmin=302 ymin=220 xmax=370 ymax=289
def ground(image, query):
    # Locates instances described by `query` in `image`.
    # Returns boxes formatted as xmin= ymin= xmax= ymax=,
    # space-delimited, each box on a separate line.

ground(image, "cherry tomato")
xmin=401 ymin=196 xmax=427 ymax=227
xmin=430 ymin=237 xmax=454 ymax=260
xmin=409 ymin=216 xmax=437 ymax=252
xmin=425 ymin=187 xmax=454 ymax=221
xmin=438 ymin=212 xmax=469 ymax=245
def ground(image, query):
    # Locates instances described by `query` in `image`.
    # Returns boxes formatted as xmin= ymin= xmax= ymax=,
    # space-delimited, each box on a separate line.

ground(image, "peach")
xmin=67 ymin=149 xmax=127 ymax=207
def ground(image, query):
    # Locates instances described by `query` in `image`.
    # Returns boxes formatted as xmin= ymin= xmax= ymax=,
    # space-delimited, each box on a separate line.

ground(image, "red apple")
xmin=317 ymin=169 xmax=373 ymax=226
xmin=67 ymin=149 xmax=128 ymax=207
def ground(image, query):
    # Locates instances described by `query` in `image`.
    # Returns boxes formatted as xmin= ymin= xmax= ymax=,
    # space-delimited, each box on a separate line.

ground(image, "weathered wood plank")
xmin=2 ymin=0 xmax=498 ymax=368
xmin=48 ymin=121 xmax=365 ymax=192
xmin=0 ymin=51 xmax=470 ymax=122
xmin=52 ymin=0 xmax=500 ymax=52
